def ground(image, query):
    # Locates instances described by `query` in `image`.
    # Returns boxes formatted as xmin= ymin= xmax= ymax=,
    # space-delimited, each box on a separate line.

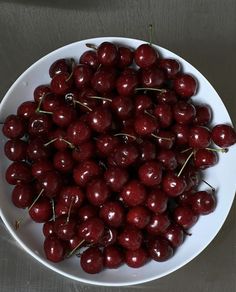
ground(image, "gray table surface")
xmin=0 ymin=0 xmax=236 ymax=291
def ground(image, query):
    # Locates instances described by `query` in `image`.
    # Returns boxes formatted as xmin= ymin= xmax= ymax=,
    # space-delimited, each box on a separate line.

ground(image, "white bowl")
xmin=0 ymin=37 xmax=236 ymax=286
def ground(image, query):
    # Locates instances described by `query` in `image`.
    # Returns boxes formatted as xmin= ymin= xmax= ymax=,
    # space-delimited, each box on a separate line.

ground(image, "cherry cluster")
xmin=2 ymin=41 xmax=236 ymax=274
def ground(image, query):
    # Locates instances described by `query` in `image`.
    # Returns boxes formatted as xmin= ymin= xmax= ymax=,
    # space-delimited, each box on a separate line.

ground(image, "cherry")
xmin=173 ymin=101 xmax=196 ymax=125
xmin=77 ymin=217 xmax=105 ymax=243
xmin=104 ymin=245 xmax=123 ymax=269
xmin=118 ymin=227 xmax=142 ymax=251
xmin=91 ymin=67 xmax=116 ymax=94
xmin=73 ymin=65 xmax=93 ymax=89
xmin=70 ymin=88 xmax=97 ymax=112
xmin=54 ymin=215 xmax=76 ymax=240
xmin=146 ymin=212 xmax=170 ymax=234
xmin=121 ymin=180 xmax=147 ymax=207
xmin=211 ymin=124 xmax=236 ymax=147
xmin=111 ymin=95 xmax=133 ymax=119
xmin=29 ymin=197 xmax=52 ymax=223
xmin=138 ymin=140 xmax=157 ymax=162
xmin=157 ymin=149 xmax=177 ymax=170
xmin=28 ymin=113 xmax=52 ymax=136
xmin=52 ymin=105 xmax=76 ymax=128
xmin=172 ymin=124 xmax=190 ymax=146
xmin=55 ymin=200 xmax=72 ymax=217
xmin=112 ymin=143 xmax=139 ymax=167
xmin=11 ymin=183 xmax=34 ymax=208
xmin=147 ymin=237 xmax=173 ymax=262
xmin=86 ymin=178 xmax=110 ymax=206
xmin=53 ymin=150 xmax=74 ymax=173
xmin=177 ymin=190 xmax=195 ymax=206
xmin=80 ymin=50 xmax=99 ymax=70
xmin=81 ymin=247 xmax=103 ymax=274
xmin=127 ymin=206 xmax=151 ymax=229
xmin=97 ymin=42 xmax=118 ymax=66
xmin=154 ymin=103 xmax=173 ymax=128
xmin=194 ymin=148 xmax=218 ymax=169
xmin=188 ymin=126 xmax=211 ymax=148
xmin=44 ymin=236 xmax=65 ymax=262
xmin=155 ymin=130 xmax=176 ymax=149
xmin=173 ymin=74 xmax=197 ymax=99
xmin=88 ymin=107 xmax=112 ymax=133
xmin=194 ymin=104 xmax=212 ymax=126
xmin=104 ymin=167 xmax=129 ymax=192
xmin=162 ymin=171 xmax=187 ymax=197
xmin=41 ymin=93 xmax=63 ymax=112
xmin=49 ymin=58 xmax=70 ymax=78
xmin=49 ymin=128 xmax=68 ymax=150
xmin=138 ymin=161 xmax=162 ymax=186
xmin=99 ymin=201 xmax=125 ymax=228
xmin=134 ymin=113 xmax=159 ymax=136
xmin=140 ymin=67 xmax=165 ymax=88
xmin=17 ymin=101 xmax=37 ymax=120
xmin=73 ymin=160 xmax=101 ymax=186
xmin=38 ymin=171 xmax=62 ymax=198
xmin=99 ymin=227 xmax=117 ymax=246
xmin=135 ymin=94 xmax=152 ymax=115
xmin=96 ymin=135 xmax=119 ymax=157
xmin=116 ymin=74 xmax=138 ymax=96
xmin=50 ymin=72 xmax=73 ymax=95
xmin=156 ymin=90 xmax=177 ymax=105
xmin=68 ymin=235 xmax=84 ymax=251
xmin=71 ymin=142 xmax=94 ymax=163
xmin=27 ymin=137 xmax=50 ymax=161
xmin=78 ymin=204 xmax=97 ymax=222
xmin=4 ymin=139 xmax=27 ymax=161
xmin=34 ymin=85 xmax=51 ymax=103
xmin=146 ymin=189 xmax=168 ymax=213
xmin=163 ymin=224 xmax=184 ymax=247
xmin=6 ymin=161 xmax=32 ymax=185
xmin=31 ymin=160 xmax=54 ymax=178
xmin=2 ymin=115 xmax=26 ymax=139
xmin=118 ymin=46 xmax=133 ymax=68
xmin=159 ymin=58 xmax=180 ymax=79
xmin=59 ymin=185 xmax=84 ymax=209
xmin=173 ymin=205 xmax=198 ymax=229
xmin=125 ymin=248 xmax=148 ymax=268
xmin=43 ymin=221 xmax=55 ymax=237
xmin=190 ymin=191 xmax=216 ymax=215
xmin=134 ymin=44 xmax=158 ymax=68
xmin=182 ymin=167 xmax=201 ymax=191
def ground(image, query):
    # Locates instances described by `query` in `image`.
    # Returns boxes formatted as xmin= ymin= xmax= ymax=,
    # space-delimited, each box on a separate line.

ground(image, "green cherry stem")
xmin=177 ymin=151 xmax=194 ymax=177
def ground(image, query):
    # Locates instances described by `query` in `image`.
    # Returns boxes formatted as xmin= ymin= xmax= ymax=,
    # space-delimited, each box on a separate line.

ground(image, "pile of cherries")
xmin=2 ymin=40 xmax=236 ymax=274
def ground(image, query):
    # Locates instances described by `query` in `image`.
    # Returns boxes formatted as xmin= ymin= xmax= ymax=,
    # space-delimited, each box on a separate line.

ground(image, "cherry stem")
xmin=114 ymin=133 xmax=137 ymax=141
xmin=61 ymin=138 xmax=75 ymax=149
xmin=151 ymin=133 xmax=172 ymax=141
xmin=205 ymin=147 xmax=228 ymax=153
xmin=51 ymin=199 xmax=56 ymax=222
xmin=15 ymin=189 xmax=44 ymax=230
xmin=89 ymin=96 xmax=112 ymax=102
xmin=74 ymin=100 xmax=92 ymax=112
xmin=86 ymin=43 xmax=98 ymax=50
xmin=38 ymin=110 xmax=53 ymax=115
xmin=144 ymin=110 xmax=156 ymax=119
xmin=136 ymin=88 xmax=167 ymax=93
xmin=149 ymin=24 xmax=153 ymax=46
xmin=70 ymin=58 xmax=76 ymax=72
xmin=44 ymin=138 xmax=58 ymax=147
xmin=177 ymin=151 xmax=194 ymax=177
xmin=202 ymin=179 xmax=215 ymax=192
xmin=181 ymin=148 xmax=192 ymax=153
xmin=35 ymin=92 xmax=46 ymax=112
xmin=66 ymin=198 xmax=74 ymax=223
xmin=66 ymin=239 xmax=85 ymax=258
xmin=98 ymin=160 xmax=107 ymax=170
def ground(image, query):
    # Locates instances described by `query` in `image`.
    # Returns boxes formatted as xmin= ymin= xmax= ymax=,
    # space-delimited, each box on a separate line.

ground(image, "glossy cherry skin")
xmin=194 ymin=104 xmax=212 ymax=126
xmin=157 ymin=149 xmax=177 ymax=170
xmin=88 ymin=107 xmax=112 ymax=133
xmin=156 ymin=90 xmax=177 ymax=105
xmin=17 ymin=101 xmax=37 ymax=120
xmin=121 ymin=180 xmax=147 ymax=207
xmin=27 ymin=138 xmax=50 ymax=161
xmin=29 ymin=197 xmax=52 ymax=223
xmin=41 ymin=93 xmax=63 ymax=112
xmin=182 ymin=167 xmax=201 ymax=191
xmin=162 ymin=172 xmax=187 ymax=197
xmin=173 ymin=206 xmax=198 ymax=229
xmin=116 ymin=74 xmax=138 ymax=96
xmin=97 ymin=42 xmax=118 ymax=66
xmin=125 ymin=248 xmax=148 ymax=268
xmin=86 ymin=178 xmax=110 ymax=206
xmin=173 ymin=74 xmax=197 ymax=99
xmin=172 ymin=124 xmax=190 ymax=146
xmin=146 ymin=213 xmax=170 ymax=235
xmin=91 ymin=67 xmax=116 ymax=94
xmin=135 ymin=94 xmax=152 ymax=115
xmin=190 ymin=191 xmax=216 ymax=215
xmin=146 ymin=189 xmax=168 ymax=213
xmin=54 ymin=215 xmax=76 ymax=240
xmin=104 ymin=245 xmax=124 ymax=269
xmin=78 ymin=204 xmax=97 ymax=222
xmin=177 ymin=190 xmax=195 ymax=206
xmin=6 ymin=162 xmax=32 ymax=185
xmin=99 ymin=201 xmax=125 ymax=228
xmin=188 ymin=126 xmax=211 ymax=148
xmin=138 ymin=140 xmax=157 ymax=162
xmin=112 ymin=143 xmax=139 ymax=167
xmin=72 ymin=141 xmax=95 ymax=162
xmin=73 ymin=64 xmax=93 ymax=89
xmin=96 ymin=135 xmax=119 ymax=157
xmin=43 ymin=221 xmax=55 ymax=237
xmin=163 ymin=224 xmax=184 ymax=247
xmin=11 ymin=183 xmax=34 ymax=208
xmin=127 ymin=206 xmax=151 ymax=229
xmin=118 ymin=227 xmax=142 ymax=251
xmin=147 ymin=237 xmax=174 ymax=262
xmin=80 ymin=50 xmax=99 ymax=70
xmin=44 ymin=236 xmax=65 ymax=263
xmin=77 ymin=217 xmax=105 ymax=243
xmin=31 ymin=160 xmax=54 ymax=178
xmin=159 ymin=58 xmax=181 ymax=79
xmin=155 ymin=130 xmax=176 ymax=149
xmin=194 ymin=149 xmax=218 ymax=169
xmin=138 ymin=161 xmax=162 ymax=187
xmin=68 ymin=235 xmax=84 ymax=251
xmin=28 ymin=113 xmax=52 ymax=136
xmin=173 ymin=101 xmax=196 ymax=125
xmin=211 ymin=124 xmax=236 ymax=147
xmin=53 ymin=150 xmax=74 ymax=173
xmin=73 ymin=160 xmax=101 ymax=187
xmin=134 ymin=113 xmax=158 ymax=136
xmin=80 ymin=247 xmax=103 ymax=274
xmin=66 ymin=120 xmax=91 ymax=146
xmin=118 ymin=46 xmax=133 ymax=68
xmin=49 ymin=58 xmax=69 ymax=78
xmin=33 ymin=85 xmax=51 ymax=103
xmin=140 ymin=67 xmax=165 ymax=88
xmin=99 ymin=227 xmax=117 ymax=247
xmin=50 ymin=72 xmax=73 ymax=95
xmin=134 ymin=44 xmax=158 ymax=68
xmin=52 ymin=105 xmax=76 ymax=128
xmin=2 ymin=115 xmax=26 ymax=139
xmin=111 ymin=95 xmax=133 ymax=119
xmin=104 ymin=167 xmax=129 ymax=192
xmin=38 ymin=171 xmax=62 ymax=198
xmin=4 ymin=139 xmax=27 ymax=161
xmin=154 ymin=103 xmax=173 ymax=128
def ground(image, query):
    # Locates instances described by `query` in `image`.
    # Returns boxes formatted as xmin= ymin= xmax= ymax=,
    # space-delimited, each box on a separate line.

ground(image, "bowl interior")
xmin=0 ymin=37 xmax=236 ymax=286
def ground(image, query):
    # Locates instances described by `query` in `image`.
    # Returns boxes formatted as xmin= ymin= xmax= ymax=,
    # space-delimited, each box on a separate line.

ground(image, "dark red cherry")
xmin=147 ymin=237 xmax=173 ymax=262
xmin=73 ymin=65 xmax=93 ymax=89
xmin=28 ymin=113 xmax=52 ymax=136
xmin=140 ymin=67 xmax=165 ymax=88
xmin=38 ymin=171 xmax=62 ymax=198
xmin=163 ymin=224 xmax=184 ymax=247
xmin=188 ymin=126 xmax=211 ymax=148
xmin=50 ymin=72 xmax=73 ymax=95
xmin=154 ymin=103 xmax=173 ymax=128
xmin=52 ymin=105 xmax=76 ymax=128
xmin=4 ymin=139 xmax=27 ymax=161
xmin=29 ymin=197 xmax=52 ymax=223
xmin=135 ymin=94 xmax=152 ymax=115
xmin=44 ymin=236 xmax=65 ymax=262
xmin=118 ymin=227 xmax=142 ymax=251
xmin=67 ymin=120 xmax=91 ymax=146
xmin=68 ymin=235 xmax=84 ymax=251
xmin=134 ymin=44 xmax=158 ymax=68
xmin=41 ymin=93 xmax=63 ymax=112
xmin=31 ymin=160 xmax=54 ymax=178
xmin=182 ymin=167 xmax=201 ymax=191
xmin=146 ymin=189 xmax=168 ymax=213
xmin=78 ymin=204 xmax=97 ymax=222
xmin=138 ymin=161 xmax=162 ymax=186
xmin=34 ymin=85 xmax=51 ymax=103
xmin=190 ymin=191 xmax=216 ymax=215
xmin=91 ymin=67 xmax=116 ymax=94
xmin=194 ymin=104 xmax=212 ymax=126
xmin=104 ymin=245 xmax=123 ymax=269
xmin=99 ymin=201 xmax=125 ymax=228
xmin=73 ymin=160 xmax=101 ymax=186
xmin=162 ymin=172 xmax=187 ymax=197
xmin=6 ymin=161 xmax=32 ymax=185
xmin=121 ymin=180 xmax=147 ymax=207
xmin=127 ymin=206 xmax=151 ymax=229
xmin=80 ymin=247 xmax=103 ymax=274
xmin=211 ymin=124 xmax=236 ymax=147
xmin=134 ymin=113 xmax=159 ymax=136
xmin=118 ymin=46 xmax=133 ymax=68
xmin=77 ymin=217 xmax=105 ymax=243
xmin=27 ymin=138 xmax=50 ymax=161
xmin=11 ymin=183 xmax=34 ymax=208
xmin=86 ymin=178 xmax=110 ymax=206
xmin=43 ymin=221 xmax=55 ymax=237
xmin=53 ymin=150 xmax=74 ymax=173
xmin=155 ymin=130 xmax=176 ymax=149
xmin=125 ymin=248 xmax=148 ymax=268
xmin=97 ymin=42 xmax=118 ymax=66
xmin=59 ymin=185 xmax=84 ymax=209
xmin=17 ymin=101 xmax=37 ymax=120
xmin=72 ymin=141 xmax=95 ymax=162
xmin=173 ymin=205 xmax=198 ymax=229
xmin=54 ymin=215 xmax=76 ymax=240
xmin=156 ymin=90 xmax=177 ymax=105
xmin=157 ymin=149 xmax=177 ymax=170
xmin=173 ymin=74 xmax=197 ymax=99
xmin=112 ymin=143 xmax=139 ymax=167
xmin=172 ymin=124 xmax=190 ymax=146
xmin=2 ymin=115 xmax=26 ymax=139
xmin=104 ymin=167 xmax=129 ymax=192
xmin=177 ymin=190 xmax=195 ymax=206
xmin=173 ymin=101 xmax=196 ymax=125
xmin=138 ymin=140 xmax=157 ymax=162
xmin=96 ymin=135 xmax=119 ymax=157
xmin=194 ymin=149 xmax=218 ymax=169
xmin=116 ymin=74 xmax=138 ymax=96
xmin=88 ymin=107 xmax=112 ymax=133
xmin=146 ymin=213 xmax=170 ymax=234
xmin=111 ymin=95 xmax=133 ymax=119
xmin=99 ymin=227 xmax=117 ymax=247
xmin=49 ymin=58 xmax=69 ymax=78
xmin=159 ymin=58 xmax=181 ymax=79
xmin=80 ymin=50 xmax=99 ymax=70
